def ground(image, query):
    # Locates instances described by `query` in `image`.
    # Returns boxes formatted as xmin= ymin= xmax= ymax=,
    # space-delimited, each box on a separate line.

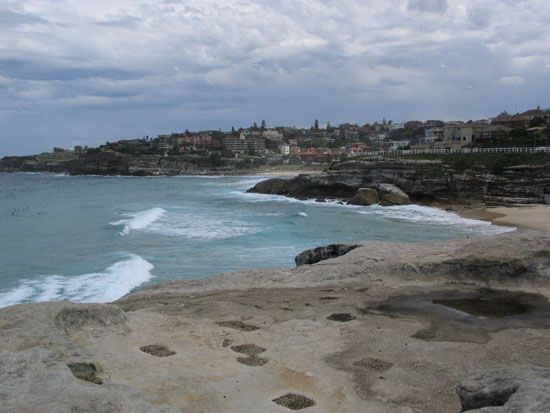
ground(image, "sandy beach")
xmin=459 ymin=204 xmax=550 ymax=233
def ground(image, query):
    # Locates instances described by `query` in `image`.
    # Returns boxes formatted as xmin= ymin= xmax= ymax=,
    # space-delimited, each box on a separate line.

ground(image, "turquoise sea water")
xmin=0 ymin=173 xmax=512 ymax=307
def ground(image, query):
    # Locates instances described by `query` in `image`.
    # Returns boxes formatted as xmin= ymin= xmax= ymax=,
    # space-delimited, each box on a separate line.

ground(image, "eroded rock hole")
xmin=230 ymin=344 xmax=266 ymax=356
xmin=272 ymin=393 xmax=316 ymax=410
xmin=353 ymin=357 xmax=393 ymax=372
xmin=237 ymin=355 xmax=269 ymax=366
xmin=68 ymin=362 xmax=102 ymax=385
xmin=327 ymin=313 xmax=356 ymax=322
xmin=216 ymin=320 xmax=260 ymax=331
xmin=139 ymin=344 xmax=176 ymax=357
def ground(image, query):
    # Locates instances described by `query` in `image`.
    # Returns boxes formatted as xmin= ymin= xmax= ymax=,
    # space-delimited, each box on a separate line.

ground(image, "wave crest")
xmin=0 ymin=254 xmax=154 ymax=308
xmin=110 ymin=207 xmax=166 ymax=236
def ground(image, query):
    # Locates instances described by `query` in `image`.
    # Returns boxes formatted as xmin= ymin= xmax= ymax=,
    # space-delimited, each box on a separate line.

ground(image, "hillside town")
xmin=3 ymin=107 xmax=550 ymax=174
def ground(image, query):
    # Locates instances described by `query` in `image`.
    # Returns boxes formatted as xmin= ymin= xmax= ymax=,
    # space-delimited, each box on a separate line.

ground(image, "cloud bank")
xmin=0 ymin=0 xmax=549 ymax=154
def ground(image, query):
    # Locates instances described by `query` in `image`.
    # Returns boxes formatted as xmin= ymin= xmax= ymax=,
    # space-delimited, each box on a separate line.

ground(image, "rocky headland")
xmin=1 ymin=230 xmax=550 ymax=412
xmin=248 ymin=158 xmax=550 ymax=206
xmin=0 ymin=152 xmax=230 ymax=176
xmin=0 ymin=152 xmax=320 ymax=177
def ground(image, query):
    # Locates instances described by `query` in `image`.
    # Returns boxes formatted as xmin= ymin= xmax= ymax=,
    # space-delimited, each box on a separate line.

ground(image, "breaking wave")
xmin=145 ymin=212 xmax=261 ymax=241
xmin=0 ymin=254 xmax=154 ymax=308
xmin=358 ymin=204 xmax=515 ymax=235
xmin=111 ymin=207 xmax=166 ymax=236
xmin=232 ymin=190 xmax=513 ymax=235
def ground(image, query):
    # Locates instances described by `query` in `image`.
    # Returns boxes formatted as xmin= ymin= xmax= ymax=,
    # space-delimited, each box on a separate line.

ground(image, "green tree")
xmin=529 ymin=117 xmax=546 ymax=127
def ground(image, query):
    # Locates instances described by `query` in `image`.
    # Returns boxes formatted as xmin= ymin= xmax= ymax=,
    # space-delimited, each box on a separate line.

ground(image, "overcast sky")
xmin=1 ymin=0 xmax=549 ymax=155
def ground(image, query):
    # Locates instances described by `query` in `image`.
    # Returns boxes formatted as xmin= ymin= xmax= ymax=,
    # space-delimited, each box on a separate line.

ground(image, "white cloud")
xmin=497 ymin=76 xmax=526 ymax=86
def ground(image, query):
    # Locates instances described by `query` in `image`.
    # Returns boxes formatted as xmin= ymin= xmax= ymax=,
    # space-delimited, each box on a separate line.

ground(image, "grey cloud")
xmin=0 ymin=8 xmax=49 ymax=27
xmin=94 ymin=15 xmax=142 ymax=27
xmin=0 ymin=58 xmax=147 ymax=81
xmin=407 ymin=0 xmax=448 ymax=14
xmin=377 ymin=77 xmax=406 ymax=87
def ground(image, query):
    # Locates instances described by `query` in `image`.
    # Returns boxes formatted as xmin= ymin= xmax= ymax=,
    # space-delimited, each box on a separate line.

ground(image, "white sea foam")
xmin=145 ymin=212 xmax=261 ymax=241
xmin=233 ymin=190 xmax=361 ymax=208
xmin=177 ymin=174 xmax=227 ymax=178
xmin=358 ymin=204 xmax=515 ymax=235
xmin=111 ymin=205 xmax=261 ymax=241
xmin=111 ymin=207 xmax=166 ymax=236
xmin=233 ymin=191 xmax=303 ymax=204
xmin=234 ymin=190 xmax=512 ymax=235
xmin=0 ymin=254 xmax=154 ymax=308
xmin=232 ymin=177 xmax=266 ymax=187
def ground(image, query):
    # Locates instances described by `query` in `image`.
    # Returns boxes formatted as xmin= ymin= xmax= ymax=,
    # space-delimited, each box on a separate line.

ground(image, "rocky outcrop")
xmin=375 ymin=183 xmax=411 ymax=206
xmin=349 ymin=188 xmax=379 ymax=206
xmin=295 ymin=243 xmax=360 ymax=266
xmin=456 ymin=366 xmax=550 ymax=412
xmin=247 ymin=158 xmax=550 ymax=205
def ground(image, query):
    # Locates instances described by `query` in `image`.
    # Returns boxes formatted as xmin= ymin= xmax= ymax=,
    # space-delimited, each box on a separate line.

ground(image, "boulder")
xmin=375 ymin=184 xmax=411 ymax=206
xmin=295 ymin=243 xmax=360 ymax=266
xmin=456 ymin=366 xmax=550 ymax=412
xmin=349 ymin=188 xmax=379 ymax=206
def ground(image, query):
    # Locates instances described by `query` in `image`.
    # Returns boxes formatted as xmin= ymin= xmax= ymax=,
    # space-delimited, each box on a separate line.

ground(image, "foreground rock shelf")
xmin=1 ymin=231 xmax=549 ymax=412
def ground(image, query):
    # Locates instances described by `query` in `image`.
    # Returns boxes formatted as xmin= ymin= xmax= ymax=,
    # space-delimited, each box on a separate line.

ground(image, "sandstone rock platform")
xmin=1 ymin=231 xmax=549 ymax=412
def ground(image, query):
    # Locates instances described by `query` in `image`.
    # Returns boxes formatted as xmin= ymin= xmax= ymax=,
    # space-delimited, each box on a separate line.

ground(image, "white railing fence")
xmin=363 ymin=146 xmax=550 ymax=157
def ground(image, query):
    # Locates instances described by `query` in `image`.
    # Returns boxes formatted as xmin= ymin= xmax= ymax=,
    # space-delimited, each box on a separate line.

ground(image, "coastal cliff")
xmin=248 ymin=158 xmax=550 ymax=205
xmin=0 ymin=152 xmax=213 ymax=176
xmin=1 ymin=231 xmax=550 ymax=412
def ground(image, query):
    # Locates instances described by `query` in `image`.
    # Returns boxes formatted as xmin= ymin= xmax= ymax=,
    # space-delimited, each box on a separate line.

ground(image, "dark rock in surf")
xmin=295 ymin=244 xmax=360 ymax=266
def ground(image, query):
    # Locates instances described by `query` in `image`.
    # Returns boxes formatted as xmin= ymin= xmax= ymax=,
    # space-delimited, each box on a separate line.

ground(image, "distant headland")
xmin=2 ymin=107 xmax=550 ymax=176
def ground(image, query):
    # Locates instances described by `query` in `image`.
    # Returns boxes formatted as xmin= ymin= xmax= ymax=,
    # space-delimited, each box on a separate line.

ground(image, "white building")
xmin=389 ymin=122 xmax=405 ymax=131
xmin=388 ymin=140 xmax=410 ymax=150
xmin=278 ymin=143 xmax=290 ymax=156
xmin=262 ymin=129 xmax=284 ymax=141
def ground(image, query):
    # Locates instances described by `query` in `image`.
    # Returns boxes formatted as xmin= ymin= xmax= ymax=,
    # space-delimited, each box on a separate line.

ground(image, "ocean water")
xmin=0 ymin=173 xmax=513 ymax=308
